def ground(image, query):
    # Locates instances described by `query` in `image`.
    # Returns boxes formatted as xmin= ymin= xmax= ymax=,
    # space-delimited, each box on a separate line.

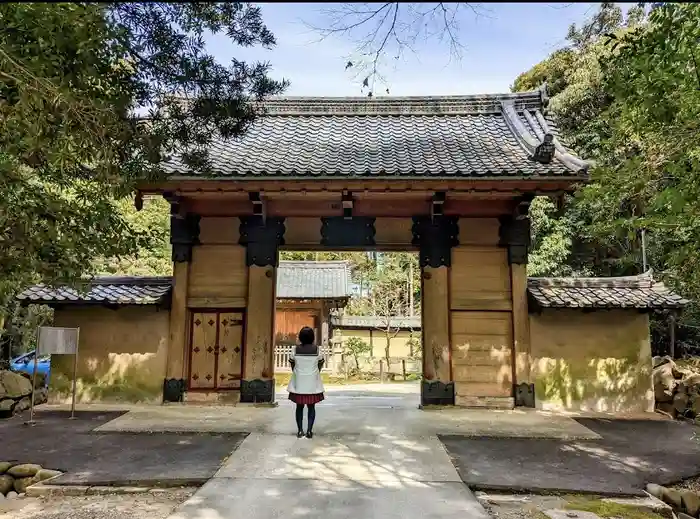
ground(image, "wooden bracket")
xmin=431 ymin=192 xmax=446 ymax=221
xmin=513 ymin=193 xmax=534 ymax=221
xmin=249 ymin=192 xmax=266 ymax=222
xmin=342 ymin=190 xmax=353 ymax=219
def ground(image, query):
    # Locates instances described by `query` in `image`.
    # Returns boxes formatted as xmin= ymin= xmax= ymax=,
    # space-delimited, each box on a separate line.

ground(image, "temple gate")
xmin=142 ymin=90 xmax=589 ymax=407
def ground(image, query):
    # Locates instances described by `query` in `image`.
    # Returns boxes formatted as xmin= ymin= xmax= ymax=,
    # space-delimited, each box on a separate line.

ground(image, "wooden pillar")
xmin=242 ymin=265 xmax=276 ymax=396
xmin=413 ymin=213 xmax=459 ymax=406
xmin=163 ymin=199 xmax=200 ymax=403
xmin=422 ymin=266 xmax=451 ymax=382
xmin=239 ymin=216 xmax=285 ymax=403
xmin=510 ymin=263 xmax=531 ymax=387
xmin=499 ymin=197 xmax=535 ymax=407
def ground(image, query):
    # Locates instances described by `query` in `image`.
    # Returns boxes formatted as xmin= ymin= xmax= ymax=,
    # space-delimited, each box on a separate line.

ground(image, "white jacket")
xmin=287 ymin=353 xmax=325 ymax=395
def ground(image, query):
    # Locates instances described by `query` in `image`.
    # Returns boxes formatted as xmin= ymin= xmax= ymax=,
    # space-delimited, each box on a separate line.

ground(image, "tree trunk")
xmin=385 ymin=332 xmax=391 ymax=370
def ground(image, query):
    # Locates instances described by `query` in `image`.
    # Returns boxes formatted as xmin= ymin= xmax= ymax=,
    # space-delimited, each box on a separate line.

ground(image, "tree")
xmin=366 ymin=254 xmax=418 ymax=366
xmin=343 ymin=336 xmax=372 ymax=371
xmin=513 ymin=3 xmax=700 ymax=353
xmin=0 ymin=3 xmax=286 ymax=358
xmin=308 ymin=3 xmax=484 ymax=95
xmin=92 ymin=196 xmax=172 ymax=277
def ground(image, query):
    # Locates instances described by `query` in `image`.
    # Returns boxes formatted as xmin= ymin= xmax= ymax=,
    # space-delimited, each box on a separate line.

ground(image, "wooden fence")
xmin=274 ymin=345 xmax=333 ymax=372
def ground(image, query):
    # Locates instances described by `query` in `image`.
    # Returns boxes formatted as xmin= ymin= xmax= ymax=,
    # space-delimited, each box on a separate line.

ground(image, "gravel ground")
xmin=0 ymin=488 xmax=195 ymax=519
xmin=671 ymin=474 xmax=700 ymax=493
xmin=476 ymin=492 xmax=668 ymax=519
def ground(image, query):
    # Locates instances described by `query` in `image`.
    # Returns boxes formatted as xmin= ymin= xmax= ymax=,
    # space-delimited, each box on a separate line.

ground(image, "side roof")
xmin=16 ymin=276 xmax=173 ymax=306
xmin=527 ymin=271 xmax=688 ymax=310
xmin=164 ymin=89 xmax=590 ymax=180
xmin=17 ymin=261 xmax=352 ymax=306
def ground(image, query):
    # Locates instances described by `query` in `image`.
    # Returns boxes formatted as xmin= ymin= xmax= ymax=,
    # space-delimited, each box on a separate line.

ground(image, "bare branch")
xmin=305 ymin=2 xmax=486 ymax=95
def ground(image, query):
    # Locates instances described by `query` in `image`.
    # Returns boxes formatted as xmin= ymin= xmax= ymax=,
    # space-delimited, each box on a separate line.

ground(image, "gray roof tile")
xmin=527 ymin=271 xmax=688 ymax=310
xmin=276 ymin=261 xmax=351 ymax=299
xmin=17 ymin=276 xmax=172 ymax=306
xmin=165 ymin=91 xmax=590 ymax=179
xmin=18 ymin=263 xmax=352 ymax=306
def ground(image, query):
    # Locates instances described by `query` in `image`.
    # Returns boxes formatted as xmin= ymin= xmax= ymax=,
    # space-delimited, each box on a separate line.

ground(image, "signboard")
xmin=27 ymin=326 xmax=80 ymax=425
xmin=38 ymin=327 xmax=79 ymax=355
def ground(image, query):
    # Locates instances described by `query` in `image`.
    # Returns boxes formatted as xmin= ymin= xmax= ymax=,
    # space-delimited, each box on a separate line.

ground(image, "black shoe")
xmin=306 ymin=431 xmax=313 ymax=439
xmin=297 ymin=430 xmax=304 ymax=438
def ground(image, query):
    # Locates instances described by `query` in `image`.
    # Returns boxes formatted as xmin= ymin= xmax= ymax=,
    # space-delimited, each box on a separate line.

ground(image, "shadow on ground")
xmin=0 ymin=410 xmax=247 ymax=487
xmin=440 ymin=418 xmax=700 ymax=496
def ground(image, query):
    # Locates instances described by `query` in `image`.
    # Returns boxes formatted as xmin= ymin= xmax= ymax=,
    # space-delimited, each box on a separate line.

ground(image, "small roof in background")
xmin=276 ymin=260 xmax=351 ymax=300
xmin=527 ymin=270 xmax=688 ymax=310
xmin=18 ymin=261 xmax=352 ymax=307
xmin=17 ymin=276 xmax=172 ymax=306
xmin=331 ymin=315 xmax=422 ymax=330
xmin=164 ymin=90 xmax=589 ymax=180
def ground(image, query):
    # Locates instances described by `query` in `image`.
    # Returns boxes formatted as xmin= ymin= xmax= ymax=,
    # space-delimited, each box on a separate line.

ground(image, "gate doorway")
xmin=274 ymin=251 xmax=422 ymax=393
xmin=188 ymin=310 xmax=244 ymax=391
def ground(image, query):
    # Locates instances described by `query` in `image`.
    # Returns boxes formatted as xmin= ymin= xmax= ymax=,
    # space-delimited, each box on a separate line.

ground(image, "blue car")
xmin=10 ymin=351 xmax=51 ymax=385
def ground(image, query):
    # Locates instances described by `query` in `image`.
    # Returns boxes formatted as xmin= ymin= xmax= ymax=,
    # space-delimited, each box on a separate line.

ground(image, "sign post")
xmin=25 ymin=326 xmax=80 ymax=426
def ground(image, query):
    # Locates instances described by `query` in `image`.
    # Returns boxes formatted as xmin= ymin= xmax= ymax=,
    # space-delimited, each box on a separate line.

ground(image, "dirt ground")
xmin=0 ymin=488 xmax=195 ymax=519
xmin=477 ymin=492 xmax=668 ymax=519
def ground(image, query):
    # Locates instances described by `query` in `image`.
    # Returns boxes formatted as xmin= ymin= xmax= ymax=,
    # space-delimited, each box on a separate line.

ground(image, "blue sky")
xmin=205 ymin=2 xmax=618 ymax=97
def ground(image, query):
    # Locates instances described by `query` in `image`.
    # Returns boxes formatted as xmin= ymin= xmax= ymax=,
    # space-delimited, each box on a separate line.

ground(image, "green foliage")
xmin=406 ymin=333 xmax=422 ymax=358
xmin=528 ymin=197 xmax=573 ymax=277
xmin=92 ymin=197 xmax=172 ymax=276
xmin=585 ymin=2 xmax=700 ymax=305
xmin=343 ymin=336 xmax=372 ymax=370
xmin=515 ymin=2 xmax=700 ymax=347
xmin=0 ymin=3 xmax=286 ymax=355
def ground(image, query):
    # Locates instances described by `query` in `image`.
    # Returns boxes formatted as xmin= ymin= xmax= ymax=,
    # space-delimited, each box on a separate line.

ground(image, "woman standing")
xmin=287 ymin=326 xmax=325 ymax=438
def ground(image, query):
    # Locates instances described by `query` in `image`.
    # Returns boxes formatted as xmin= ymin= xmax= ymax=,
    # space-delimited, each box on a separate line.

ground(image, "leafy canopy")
xmin=0 ymin=3 xmax=286 ymax=311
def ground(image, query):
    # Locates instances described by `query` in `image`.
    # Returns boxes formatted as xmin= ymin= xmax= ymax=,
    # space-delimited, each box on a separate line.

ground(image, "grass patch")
xmin=565 ymin=496 xmax=664 ymax=519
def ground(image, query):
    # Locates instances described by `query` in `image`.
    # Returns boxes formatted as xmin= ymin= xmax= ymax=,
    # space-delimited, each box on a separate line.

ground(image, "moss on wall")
xmin=50 ymin=306 xmax=169 ymax=403
xmin=530 ymin=310 xmax=654 ymax=413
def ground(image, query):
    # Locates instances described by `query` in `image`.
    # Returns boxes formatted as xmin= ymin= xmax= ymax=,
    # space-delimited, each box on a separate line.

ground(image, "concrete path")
xmin=166 ymin=389 xmax=491 ymax=519
xmin=93 ymin=383 xmax=600 ymax=440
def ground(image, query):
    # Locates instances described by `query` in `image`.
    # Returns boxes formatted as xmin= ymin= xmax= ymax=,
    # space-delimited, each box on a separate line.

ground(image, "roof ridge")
xmin=528 ymin=272 xmax=654 ymax=289
xmin=256 ymin=90 xmax=544 ymax=117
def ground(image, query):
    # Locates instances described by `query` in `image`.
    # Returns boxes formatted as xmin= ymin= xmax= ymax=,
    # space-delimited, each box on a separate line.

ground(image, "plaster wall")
xmin=50 ymin=306 xmax=169 ymax=403
xmin=529 ymin=309 xmax=654 ymax=413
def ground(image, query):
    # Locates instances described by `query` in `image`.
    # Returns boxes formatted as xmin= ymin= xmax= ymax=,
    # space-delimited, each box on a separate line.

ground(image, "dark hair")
xmin=298 ymin=326 xmax=315 ymax=345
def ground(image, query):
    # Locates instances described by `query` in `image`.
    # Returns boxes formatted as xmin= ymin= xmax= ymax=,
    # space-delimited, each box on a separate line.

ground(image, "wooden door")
xmin=190 ymin=312 xmax=218 ymax=389
xmin=274 ymin=309 xmax=319 ymax=346
xmin=188 ymin=310 xmax=245 ymax=391
xmin=216 ymin=312 xmax=244 ymax=389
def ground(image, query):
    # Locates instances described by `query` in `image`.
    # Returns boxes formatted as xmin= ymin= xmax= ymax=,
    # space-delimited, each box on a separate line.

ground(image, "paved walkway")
xmin=166 ymin=385 xmax=491 ymax=519
xmin=93 ymin=383 xmax=601 ymax=440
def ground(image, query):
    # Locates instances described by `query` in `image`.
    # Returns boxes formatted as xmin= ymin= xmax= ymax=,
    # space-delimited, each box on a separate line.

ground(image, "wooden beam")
xmin=139 ymin=178 xmax=582 ymax=196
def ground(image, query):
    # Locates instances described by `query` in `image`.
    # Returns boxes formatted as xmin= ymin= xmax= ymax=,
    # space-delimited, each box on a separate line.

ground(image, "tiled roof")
xmin=18 ymin=262 xmax=352 ymax=306
xmin=527 ymin=271 xmax=689 ymax=310
xmin=331 ymin=315 xmax=422 ymax=330
xmin=17 ymin=277 xmax=172 ymax=306
xmin=164 ymin=90 xmax=590 ymax=179
xmin=276 ymin=261 xmax=351 ymax=300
